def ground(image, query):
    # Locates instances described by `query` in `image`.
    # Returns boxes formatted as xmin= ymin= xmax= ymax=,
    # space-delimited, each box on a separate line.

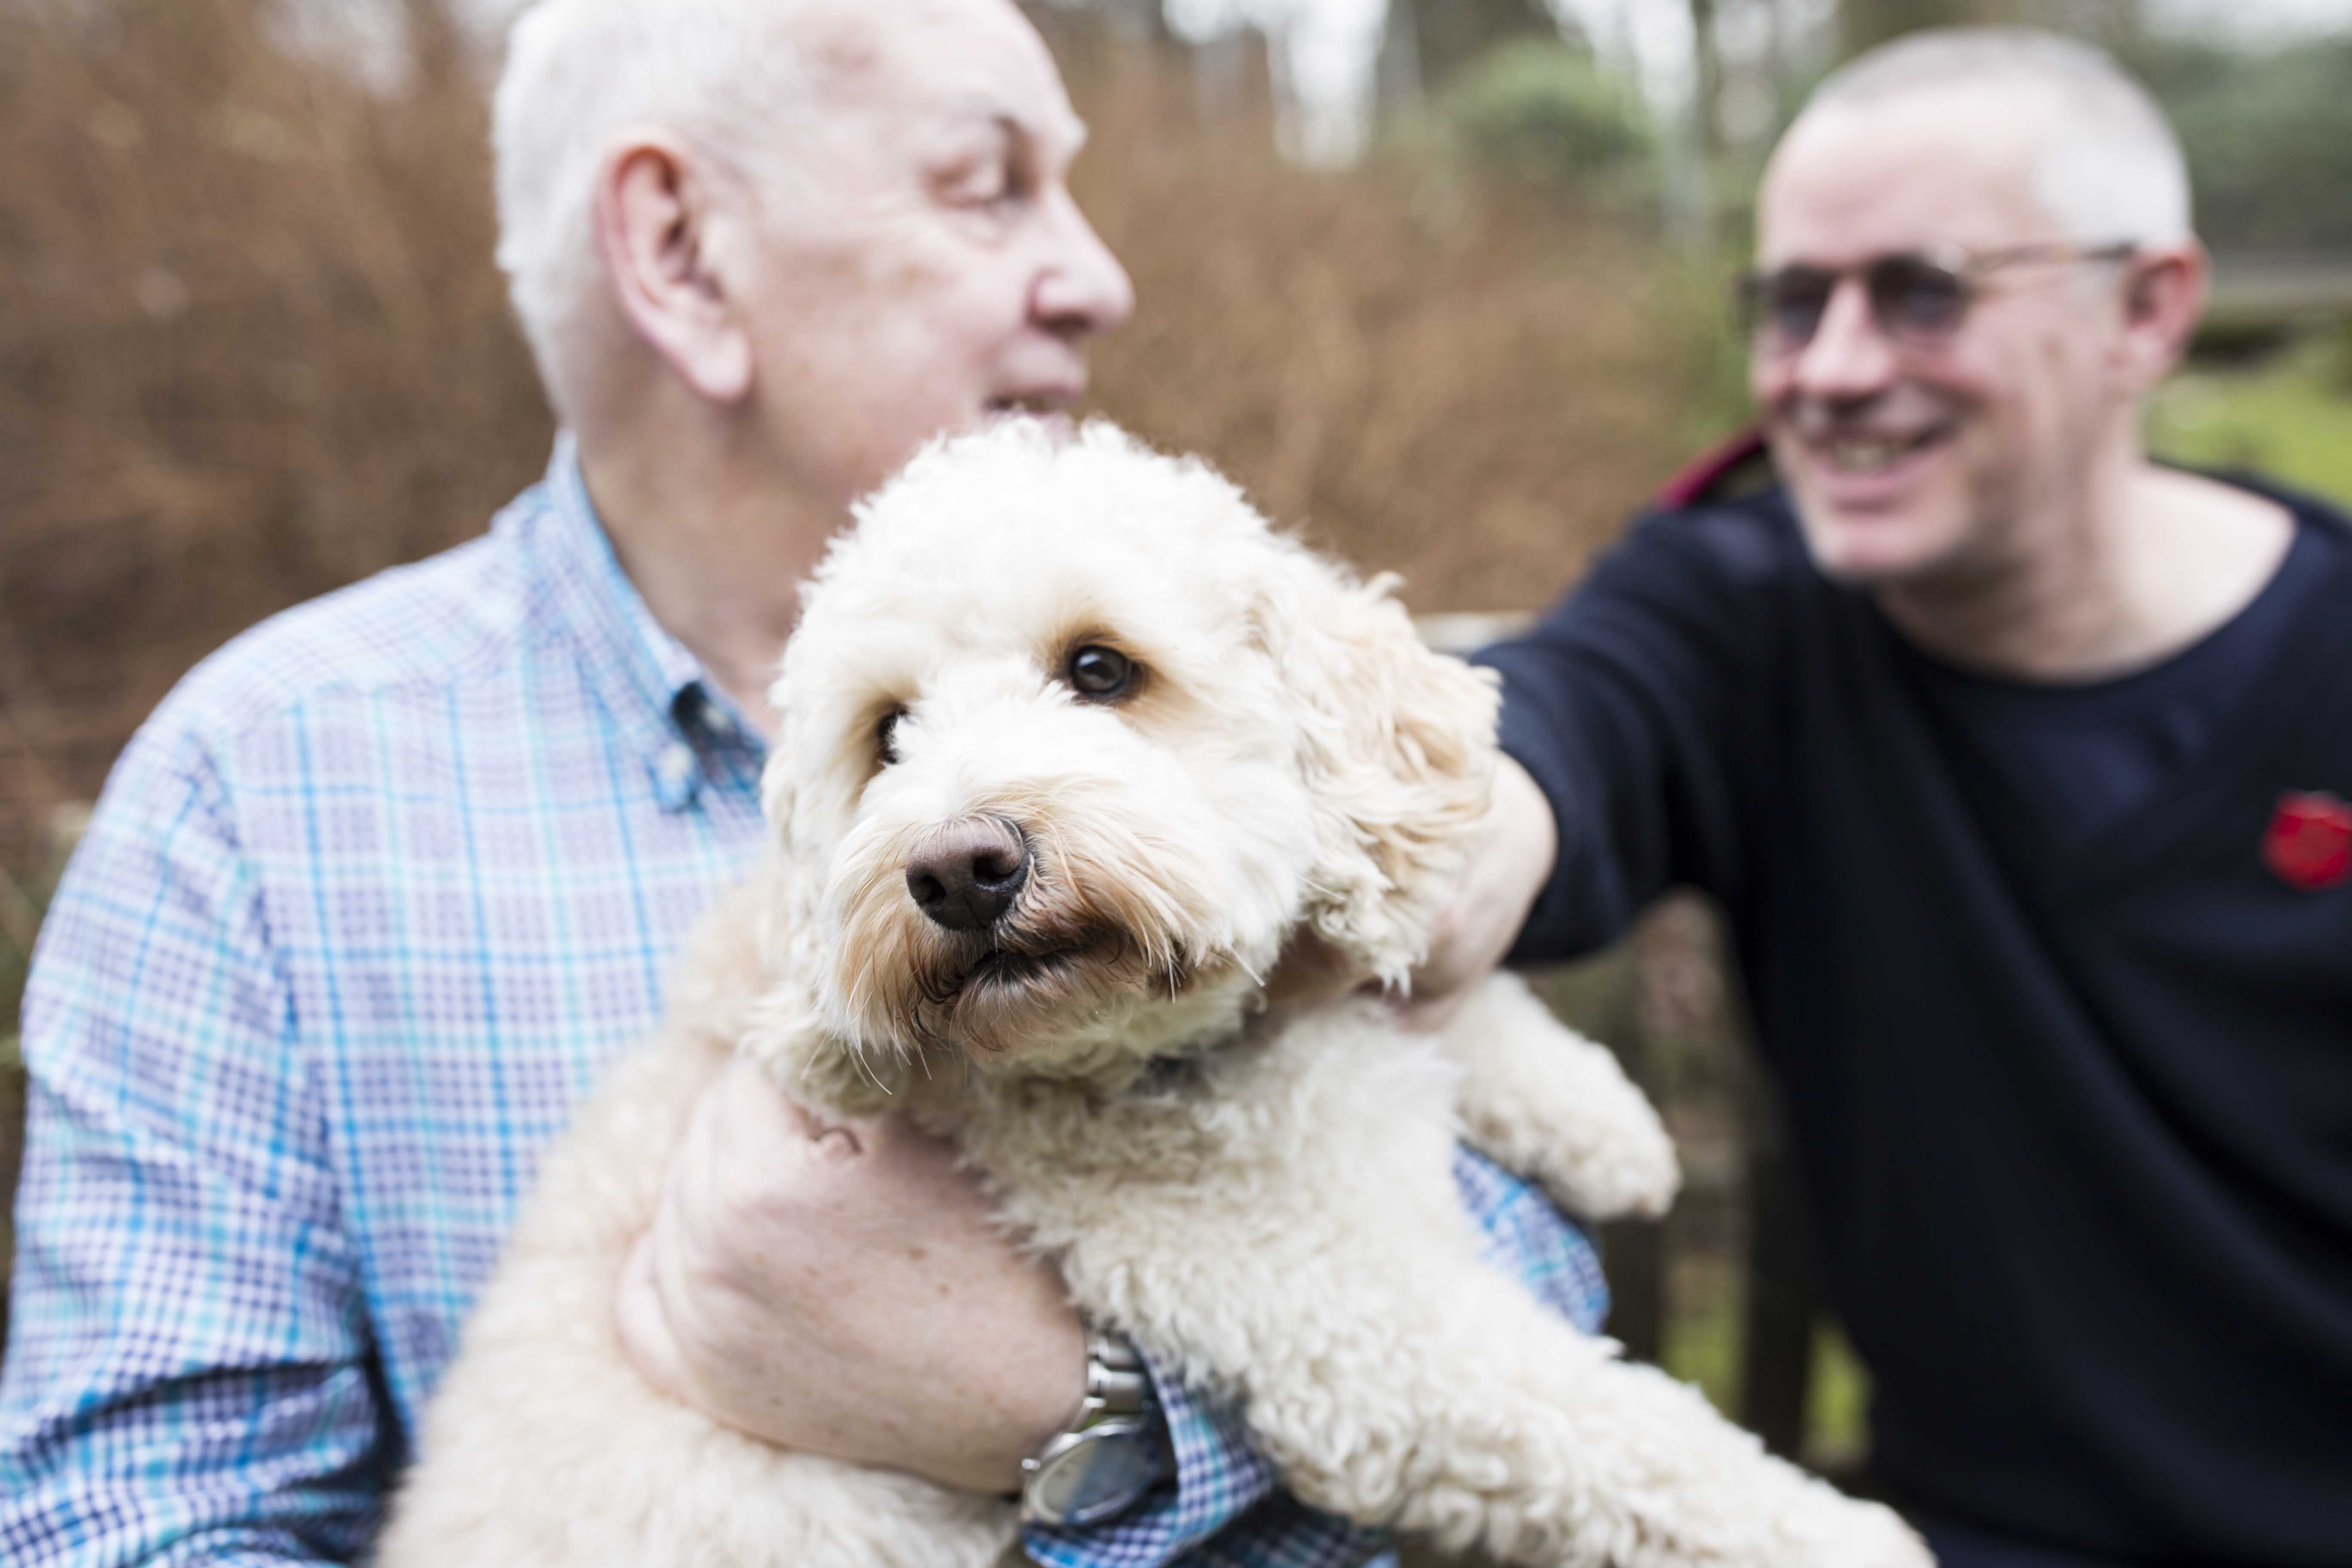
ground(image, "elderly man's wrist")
xmin=1021 ymin=1341 xmax=1273 ymax=1568
xmin=1019 ymin=1329 xmax=1174 ymax=1526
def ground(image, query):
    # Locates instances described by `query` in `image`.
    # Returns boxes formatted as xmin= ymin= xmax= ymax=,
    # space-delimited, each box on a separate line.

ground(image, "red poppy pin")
xmin=2262 ymin=791 xmax=2352 ymax=892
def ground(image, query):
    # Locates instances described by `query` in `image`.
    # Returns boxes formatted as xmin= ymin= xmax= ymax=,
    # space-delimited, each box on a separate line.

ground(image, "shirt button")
xmin=652 ymin=741 xmax=701 ymax=810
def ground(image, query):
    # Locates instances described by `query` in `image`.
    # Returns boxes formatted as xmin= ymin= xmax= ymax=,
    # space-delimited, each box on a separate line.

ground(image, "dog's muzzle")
xmin=905 ymin=816 xmax=1030 ymax=932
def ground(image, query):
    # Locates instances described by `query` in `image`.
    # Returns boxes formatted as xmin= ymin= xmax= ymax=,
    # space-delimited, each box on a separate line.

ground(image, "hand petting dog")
xmin=1262 ymin=752 xmax=1562 ymax=1033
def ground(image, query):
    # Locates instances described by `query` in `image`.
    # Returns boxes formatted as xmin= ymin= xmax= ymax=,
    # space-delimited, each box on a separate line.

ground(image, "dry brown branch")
xmin=0 ymin=4 xmax=1723 ymax=878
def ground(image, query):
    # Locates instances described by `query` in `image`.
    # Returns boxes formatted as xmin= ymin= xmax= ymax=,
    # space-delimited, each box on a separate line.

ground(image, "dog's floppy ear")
xmin=738 ymin=770 xmax=910 ymax=1115
xmin=1251 ymin=544 xmax=1501 ymax=985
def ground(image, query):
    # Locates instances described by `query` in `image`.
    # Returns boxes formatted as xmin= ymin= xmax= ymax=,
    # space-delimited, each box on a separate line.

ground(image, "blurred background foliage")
xmin=2 ymin=0 xmax=2348 ymax=1477
xmin=2133 ymin=33 xmax=2352 ymax=252
xmin=1433 ymin=39 xmax=1657 ymax=205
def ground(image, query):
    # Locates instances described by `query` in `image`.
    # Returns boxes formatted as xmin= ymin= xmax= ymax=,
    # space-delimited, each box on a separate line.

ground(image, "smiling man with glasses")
xmin=1374 ymin=25 xmax=2352 ymax=1568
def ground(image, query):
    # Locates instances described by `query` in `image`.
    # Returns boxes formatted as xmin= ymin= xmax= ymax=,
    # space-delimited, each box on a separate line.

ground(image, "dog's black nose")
xmin=906 ymin=818 xmax=1030 ymax=931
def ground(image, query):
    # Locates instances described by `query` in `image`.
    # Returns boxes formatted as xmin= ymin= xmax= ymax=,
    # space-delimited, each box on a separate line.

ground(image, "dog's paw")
xmin=1522 ymin=1078 xmax=1681 ymax=1223
xmin=1441 ymin=973 xmax=1682 ymax=1223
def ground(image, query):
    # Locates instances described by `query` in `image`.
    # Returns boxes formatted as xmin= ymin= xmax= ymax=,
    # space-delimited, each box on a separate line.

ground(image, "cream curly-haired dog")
xmin=378 ymin=421 xmax=1929 ymax=1568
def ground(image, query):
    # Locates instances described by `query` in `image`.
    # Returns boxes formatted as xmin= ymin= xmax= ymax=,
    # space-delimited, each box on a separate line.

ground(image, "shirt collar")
xmin=524 ymin=433 xmax=766 ymax=812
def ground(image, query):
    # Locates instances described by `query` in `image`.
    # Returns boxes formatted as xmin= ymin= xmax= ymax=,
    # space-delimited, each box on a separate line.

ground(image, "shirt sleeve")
xmin=0 ymin=726 xmax=393 ymax=1567
xmin=1474 ymin=507 xmax=1785 ymax=964
xmin=1020 ymin=1148 xmax=1604 ymax=1568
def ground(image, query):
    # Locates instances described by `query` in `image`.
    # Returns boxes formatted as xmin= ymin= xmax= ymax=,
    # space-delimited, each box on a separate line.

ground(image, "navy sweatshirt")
xmin=1479 ymin=479 xmax=2352 ymax=1566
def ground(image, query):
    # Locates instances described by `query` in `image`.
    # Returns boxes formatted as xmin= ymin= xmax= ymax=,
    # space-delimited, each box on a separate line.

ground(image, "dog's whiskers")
xmin=852 ymin=1047 xmax=895 ymax=1098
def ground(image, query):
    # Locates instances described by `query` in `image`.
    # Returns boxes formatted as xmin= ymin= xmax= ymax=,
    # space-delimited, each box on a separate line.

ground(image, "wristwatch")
xmin=1018 ymin=1328 xmax=1175 ymax=1527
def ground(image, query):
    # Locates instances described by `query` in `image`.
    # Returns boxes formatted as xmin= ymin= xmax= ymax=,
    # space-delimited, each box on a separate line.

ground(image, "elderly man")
xmin=0 ymin=1 xmax=1605 ymax=1565
xmin=1398 ymin=28 xmax=2350 ymax=1568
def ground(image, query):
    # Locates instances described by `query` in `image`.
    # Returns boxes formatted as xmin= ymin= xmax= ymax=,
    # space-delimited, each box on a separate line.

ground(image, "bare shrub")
xmin=1062 ymin=37 xmax=1712 ymax=611
xmin=0 ymin=0 xmax=550 ymax=868
xmin=0 ymin=1 xmax=1721 ymax=870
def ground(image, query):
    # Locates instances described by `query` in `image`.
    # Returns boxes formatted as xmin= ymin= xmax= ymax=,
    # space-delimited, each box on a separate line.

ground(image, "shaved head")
xmin=1788 ymin=28 xmax=2190 ymax=250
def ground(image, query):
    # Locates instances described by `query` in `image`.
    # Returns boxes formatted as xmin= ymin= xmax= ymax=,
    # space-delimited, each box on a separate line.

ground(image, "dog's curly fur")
xmin=377 ymin=422 xmax=1930 ymax=1568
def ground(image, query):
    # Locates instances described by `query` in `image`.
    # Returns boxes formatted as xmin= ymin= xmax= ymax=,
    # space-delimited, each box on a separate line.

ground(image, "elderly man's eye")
xmin=1066 ymin=645 xmax=1136 ymax=700
xmin=938 ymin=144 xmax=1020 ymax=209
xmin=957 ymin=159 xmax=1010 ymax=205
xmin=876 ymin=707 xmax=907 ymax=765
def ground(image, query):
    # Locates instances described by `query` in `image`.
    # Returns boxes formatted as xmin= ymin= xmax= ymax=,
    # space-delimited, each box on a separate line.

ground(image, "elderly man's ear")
xmin=595 ymin=137 xmax=757 ymax=404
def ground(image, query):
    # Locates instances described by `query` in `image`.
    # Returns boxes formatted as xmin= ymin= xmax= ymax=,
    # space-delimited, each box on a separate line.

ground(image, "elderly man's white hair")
xmin=1804 ymin=28 xmax=2192 ymax=249
xmin=493 ymin=0 xmax=822 ymax=417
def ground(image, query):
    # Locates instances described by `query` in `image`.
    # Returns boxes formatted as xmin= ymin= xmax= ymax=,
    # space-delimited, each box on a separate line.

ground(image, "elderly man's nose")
xmin=906 ymin=817 xmax=1031 ymax=931
xmin=1792 ymin=279 xmax=1899 ymax=398
xmin=1034 ymin=195 xmax=1134 ymax=335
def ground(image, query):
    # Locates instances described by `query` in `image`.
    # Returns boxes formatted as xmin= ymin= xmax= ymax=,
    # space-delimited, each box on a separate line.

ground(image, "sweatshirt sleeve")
xmin=1473 ymin=505 xmax=1787 ymax=964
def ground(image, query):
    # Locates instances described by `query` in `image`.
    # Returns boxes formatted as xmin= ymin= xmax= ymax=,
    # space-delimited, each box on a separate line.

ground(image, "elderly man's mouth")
xmin=983 ymin=391 xmax=1079 ymax=417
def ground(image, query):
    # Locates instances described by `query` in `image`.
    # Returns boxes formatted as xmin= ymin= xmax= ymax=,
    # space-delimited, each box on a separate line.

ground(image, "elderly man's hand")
xmin=1265 ymin=754 xmax=1559 ymax=1032
xmin=614 ymin=1054 xmax=1087 ymax=1494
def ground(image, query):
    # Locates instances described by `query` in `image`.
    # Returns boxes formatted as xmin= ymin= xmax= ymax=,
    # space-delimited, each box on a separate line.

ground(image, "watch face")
xmin=1029 ymin=1419 xmax=1164 ymax=1527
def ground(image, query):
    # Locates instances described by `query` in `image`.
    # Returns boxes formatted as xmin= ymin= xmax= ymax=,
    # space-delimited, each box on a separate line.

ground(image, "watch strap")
xmin=1078 ymin=1329 xmax=1149 ymax=1418
xmin=1017 ymin=1328 xmax=1173 ymax=1527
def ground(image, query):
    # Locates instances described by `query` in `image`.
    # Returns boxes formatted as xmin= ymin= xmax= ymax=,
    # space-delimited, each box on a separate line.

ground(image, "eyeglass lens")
xmin=1744 ymin=255 xmax=1973 ymax=351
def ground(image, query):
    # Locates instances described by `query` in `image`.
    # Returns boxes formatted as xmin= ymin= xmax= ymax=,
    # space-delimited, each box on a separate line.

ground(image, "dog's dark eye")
xmin=876 ymin=707 xmax=906 ymax=765
xmin=1066 ymin=645 xmax=1136 ymax=700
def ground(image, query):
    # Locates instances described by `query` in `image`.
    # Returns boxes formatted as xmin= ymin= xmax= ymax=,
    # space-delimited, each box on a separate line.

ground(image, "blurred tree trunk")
xmin=1192 ymin=25 xmax=1277 ymax=130
xmin=1376 ymin=0 xmax=1428 ymax=111
xmin=1689 ymin=0 xmax=1724 ymax=161
xmin=402 ymin=0 xmax=467 ymax=87
xmin=1096 ymin=0 xmax=1177 ymax=46
xmin=1839 ymin=0 xmax=2143 ymax=63
xmin=1840 ymin=0 xmax=1978 ymax=54
xmin=1737 ymin=1074 xmax=1817 ymax=1458
xmin=1398 ymin=0 xmax=1562 ymax=91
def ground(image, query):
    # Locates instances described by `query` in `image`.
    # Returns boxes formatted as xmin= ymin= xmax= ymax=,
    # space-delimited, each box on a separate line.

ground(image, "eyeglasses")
xmin=1735 ymin=242 xmax=2137 ymax=355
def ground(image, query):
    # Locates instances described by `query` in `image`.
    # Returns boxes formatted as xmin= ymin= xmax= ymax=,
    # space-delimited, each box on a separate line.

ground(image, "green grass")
xmin=2149 ymin=342 xmax=2352 ymax=507
xmin=1660 ymin=1256 xmax=1743 ymax=1417
xmin=1803 ymin=1322 xmax=1871 ymax=1472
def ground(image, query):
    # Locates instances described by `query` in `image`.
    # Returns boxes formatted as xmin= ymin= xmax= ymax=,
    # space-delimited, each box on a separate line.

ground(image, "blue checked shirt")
xmin=0 ymin=439 xmax=1608 ymax=1568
